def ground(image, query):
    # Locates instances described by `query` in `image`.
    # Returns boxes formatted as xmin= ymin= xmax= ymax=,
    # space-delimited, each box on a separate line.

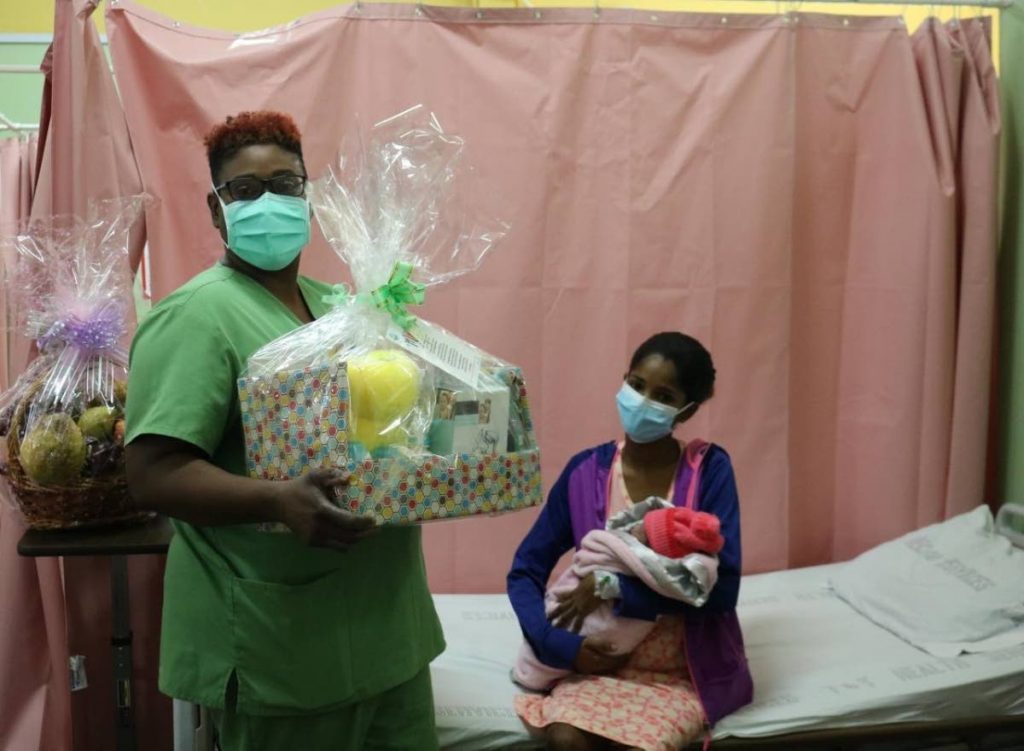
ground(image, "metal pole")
xmin=110 ymin=556 xmax=137 ymax=751
xmin=0 ymin=111 xmax=39 ymax=132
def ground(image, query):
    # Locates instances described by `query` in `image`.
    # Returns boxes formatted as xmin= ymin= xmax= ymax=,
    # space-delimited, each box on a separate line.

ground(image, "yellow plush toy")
xmin=346 ymin=349 xmax=422 ymax=451
xmin=350 ymin=417 xmax=411 ymax=452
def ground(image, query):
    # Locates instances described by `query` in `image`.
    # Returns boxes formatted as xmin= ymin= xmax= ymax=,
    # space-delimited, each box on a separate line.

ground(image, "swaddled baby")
xmin=512 ymin=498 xmax=724 ymax=691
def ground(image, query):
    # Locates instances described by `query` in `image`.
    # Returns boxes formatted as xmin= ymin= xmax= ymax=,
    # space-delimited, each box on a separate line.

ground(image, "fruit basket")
xmin=0 ymin=197 xmax=148 ymax=530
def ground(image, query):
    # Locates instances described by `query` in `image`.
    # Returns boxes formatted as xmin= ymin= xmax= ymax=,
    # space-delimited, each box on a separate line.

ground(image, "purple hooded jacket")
xmin=507 ymin=441 xmax=753 ymax=727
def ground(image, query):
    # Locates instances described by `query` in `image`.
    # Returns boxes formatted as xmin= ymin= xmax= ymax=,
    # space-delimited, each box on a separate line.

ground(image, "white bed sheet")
xmin=431 ymin=594 xmax=541 ymax=750
xmin=430 ymin=564 xmax=1024 ymax=750
xmin=717 ymin=563 xmax=1024 ymax=738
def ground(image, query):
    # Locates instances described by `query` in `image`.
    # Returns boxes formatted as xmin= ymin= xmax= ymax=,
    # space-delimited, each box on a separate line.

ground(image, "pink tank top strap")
xmin=683 ymin=439 xmax=710 ymax=510
xmin=606 ymin=442 xmax=630 ymax=517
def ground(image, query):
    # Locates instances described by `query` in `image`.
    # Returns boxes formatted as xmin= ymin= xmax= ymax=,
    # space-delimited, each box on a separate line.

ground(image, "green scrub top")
xmin=126 ymin=264 xmax=444 ymax=716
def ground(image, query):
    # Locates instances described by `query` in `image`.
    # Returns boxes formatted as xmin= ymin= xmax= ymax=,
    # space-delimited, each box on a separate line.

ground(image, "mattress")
xmin=716 ymin=563 xmax=1024 ymax=738
xmin=431 ymin=593 xmax=541 ymax=751
xmin=430 ymin=563 xmax=1024 ymax=750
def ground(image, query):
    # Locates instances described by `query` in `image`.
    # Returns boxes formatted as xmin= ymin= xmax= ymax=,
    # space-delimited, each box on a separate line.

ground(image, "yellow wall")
xmin=0 ymin=0 xmax=1001 ymax=42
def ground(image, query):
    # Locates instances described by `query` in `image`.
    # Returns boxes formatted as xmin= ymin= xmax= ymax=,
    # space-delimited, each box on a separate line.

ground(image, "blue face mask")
xmin=616 ymin=382 xmax=694 ymax=444
xmin=217 ymin=189 xmax=310 ymax=271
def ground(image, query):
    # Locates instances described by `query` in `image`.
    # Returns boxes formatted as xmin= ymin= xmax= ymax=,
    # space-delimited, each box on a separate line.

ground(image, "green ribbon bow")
xmin=322 ymin=261 xmax=425 ymax=330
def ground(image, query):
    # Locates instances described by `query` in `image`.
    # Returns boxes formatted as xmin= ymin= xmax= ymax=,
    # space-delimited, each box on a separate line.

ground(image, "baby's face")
xmin=629 ymin=524 xmax=648 ymax=546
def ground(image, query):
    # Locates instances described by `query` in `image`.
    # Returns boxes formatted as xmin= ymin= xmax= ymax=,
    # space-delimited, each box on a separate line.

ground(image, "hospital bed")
xmin=432 ymin=504 xmax=1024 ymax=750
xmin=431 ymin=565 xmax=1024 ymax=750
xmin=176 ymin=505 xmax=1024 ymax=750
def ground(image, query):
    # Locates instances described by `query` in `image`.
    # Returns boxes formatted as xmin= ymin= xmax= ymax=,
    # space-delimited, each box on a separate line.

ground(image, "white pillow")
xmin=830 ymin=506 xmax=1024 ymax=657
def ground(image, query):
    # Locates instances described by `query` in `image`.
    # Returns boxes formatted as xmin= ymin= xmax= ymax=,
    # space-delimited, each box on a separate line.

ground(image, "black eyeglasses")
xmin=215 ymin=173 xmax=307 ymax=201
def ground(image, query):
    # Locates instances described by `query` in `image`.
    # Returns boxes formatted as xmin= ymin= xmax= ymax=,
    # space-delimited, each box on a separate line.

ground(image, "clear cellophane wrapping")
xmin=239 ymin=106 xmax=542 ymax=525
xmin=0 ymin=197 xmax=146 ymax=528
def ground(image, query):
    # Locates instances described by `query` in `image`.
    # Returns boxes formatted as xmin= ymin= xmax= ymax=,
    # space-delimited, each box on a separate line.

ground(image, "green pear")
xmin=78 ymin=406 xmax=117 ymax=440
xmin=20 ymin=414 xmax=87 ymax=486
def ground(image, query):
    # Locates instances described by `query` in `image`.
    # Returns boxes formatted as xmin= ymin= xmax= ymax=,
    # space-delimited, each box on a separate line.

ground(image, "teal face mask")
xmin=217 ymin=190 xmax=310 ymax=271
xmin=616 ymin=382 xmax=694 ymax=444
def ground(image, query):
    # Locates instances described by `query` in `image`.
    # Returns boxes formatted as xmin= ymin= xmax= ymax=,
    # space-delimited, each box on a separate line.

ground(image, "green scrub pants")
xmin=208 ymin=666 xmax=438 ymax=751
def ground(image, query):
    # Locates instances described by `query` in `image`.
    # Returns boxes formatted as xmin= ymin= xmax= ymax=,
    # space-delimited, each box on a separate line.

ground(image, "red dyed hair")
xmin=204 ymin=111 xmax=304 ymax=181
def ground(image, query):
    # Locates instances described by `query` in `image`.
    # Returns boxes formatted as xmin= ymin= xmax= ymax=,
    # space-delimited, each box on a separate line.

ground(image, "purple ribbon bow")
xmin=38 ymin=302 xmax=126 ymax=355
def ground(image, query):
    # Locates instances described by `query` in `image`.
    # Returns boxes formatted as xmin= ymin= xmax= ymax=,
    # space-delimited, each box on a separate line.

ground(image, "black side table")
xmin=18 ymin=515 xmax=173 ymax=751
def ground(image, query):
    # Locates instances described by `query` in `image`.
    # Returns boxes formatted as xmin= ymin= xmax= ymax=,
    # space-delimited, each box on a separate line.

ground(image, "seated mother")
xmin=507 ymin=332 xmax=753 ymax=751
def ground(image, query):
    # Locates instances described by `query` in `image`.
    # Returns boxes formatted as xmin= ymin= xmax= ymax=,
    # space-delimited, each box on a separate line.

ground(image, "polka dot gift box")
xmin=238 ymin=361 xmax=350 ymax=482
xmin=238 ymin=359 xmax=543 ymax=527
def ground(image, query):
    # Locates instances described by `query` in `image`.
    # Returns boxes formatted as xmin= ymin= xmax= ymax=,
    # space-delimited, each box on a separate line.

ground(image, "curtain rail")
xmin=0 ymin=112 xmax=38 ymax=132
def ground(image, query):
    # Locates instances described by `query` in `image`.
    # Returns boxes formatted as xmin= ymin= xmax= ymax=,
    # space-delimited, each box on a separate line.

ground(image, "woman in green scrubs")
xmin=125 ymin=111 xmax=444 ymax=751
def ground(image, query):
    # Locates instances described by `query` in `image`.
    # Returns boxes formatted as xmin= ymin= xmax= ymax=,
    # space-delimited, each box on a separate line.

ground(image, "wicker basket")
xmin=2 ymin=378 xmax=147 ymax=531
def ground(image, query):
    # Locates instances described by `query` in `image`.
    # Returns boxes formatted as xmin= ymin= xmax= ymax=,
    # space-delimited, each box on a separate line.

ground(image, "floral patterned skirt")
xmin=515 ymin=617 xmax=706 ymax=751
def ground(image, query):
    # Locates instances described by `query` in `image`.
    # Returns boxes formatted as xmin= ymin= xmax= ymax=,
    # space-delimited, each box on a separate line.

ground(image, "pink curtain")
xmin=0 ymin=134 xmax=38 ymax=391
xmin=941 ymin=19 xmax=1001 ymax=514
xmin=105 ymin=4 xmax=999 ymax=589
xmin=902 ymin=17 xmax=1000 ymax=529
xmin=0 ymin=2 xmax=167 ymax=750
xmin=0 ymin=133 xmax=70 ymax=751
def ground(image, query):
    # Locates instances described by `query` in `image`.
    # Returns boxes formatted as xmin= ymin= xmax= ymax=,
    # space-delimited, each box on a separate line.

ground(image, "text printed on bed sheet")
xmin=904 ymin=536 xmax=996 ymax=591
